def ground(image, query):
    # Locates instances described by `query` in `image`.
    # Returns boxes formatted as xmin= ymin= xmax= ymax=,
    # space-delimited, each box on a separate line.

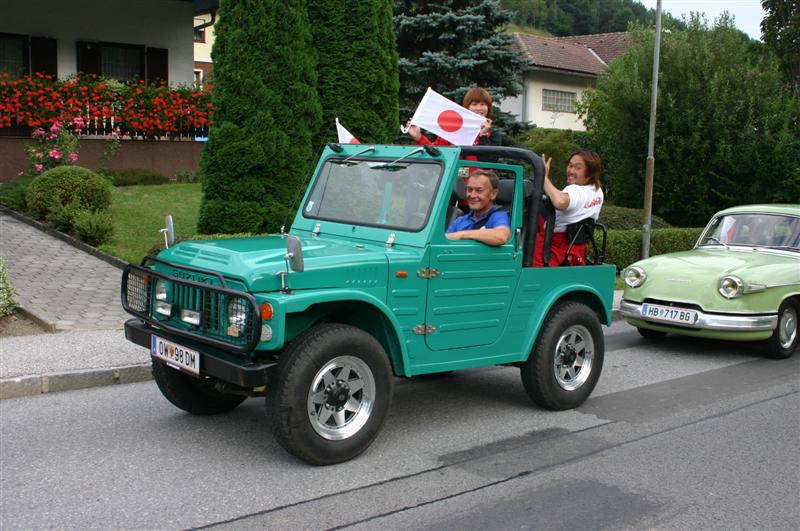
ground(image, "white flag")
xmin=335 ymin=117 xmax=360 ymax=144
xmin=409 ymin=87 xmax=484 ymax=146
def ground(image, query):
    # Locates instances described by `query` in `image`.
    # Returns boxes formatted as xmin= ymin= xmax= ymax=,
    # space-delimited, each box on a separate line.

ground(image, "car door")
xmin=423 ymin=165 xmax=523 ymax=351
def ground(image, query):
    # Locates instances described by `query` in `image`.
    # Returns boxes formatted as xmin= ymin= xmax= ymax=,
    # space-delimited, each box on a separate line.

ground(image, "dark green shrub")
xmin=45 ymin=201 xmax=82 ymax=231
xmin=25 ymin=166 xmax=112 ymax=220
xmin=104 ymin=168 xmax=170 ymax=186
xmin=0 ymin=174 xmax=36 ymax=211
xmin=606 ymin=227 xmax=704 ymax=270
xmin=72 ymin=209 xmax=114 ymax=246
xmin=198 ymin=0 xmax=322 ymax=234
xmin=599 ymin=206 xmax=671 ymax=230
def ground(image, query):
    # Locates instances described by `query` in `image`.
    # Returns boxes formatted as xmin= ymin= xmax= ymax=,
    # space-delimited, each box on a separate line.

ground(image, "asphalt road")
xmin=1 ymin=321 xmax=798 ymax=530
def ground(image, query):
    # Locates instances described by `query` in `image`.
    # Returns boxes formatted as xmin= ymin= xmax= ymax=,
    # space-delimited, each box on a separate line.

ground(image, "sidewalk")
xmin=0 ymin=210 xmax=625 ymax=399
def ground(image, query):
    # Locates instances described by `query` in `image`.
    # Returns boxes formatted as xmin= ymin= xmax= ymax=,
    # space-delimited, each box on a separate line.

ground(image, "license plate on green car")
xmin=151 ymin=335 xmax=200 ymax=376
xmin=641 ymin=303 xmax=699 ymax=325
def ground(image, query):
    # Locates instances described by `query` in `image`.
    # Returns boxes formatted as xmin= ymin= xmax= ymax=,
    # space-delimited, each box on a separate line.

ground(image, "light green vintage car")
xmin=621 ymin=204 xmax=800 ymax=358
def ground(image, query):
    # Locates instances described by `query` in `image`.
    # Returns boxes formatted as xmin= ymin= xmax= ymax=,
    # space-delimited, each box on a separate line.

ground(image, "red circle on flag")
xmin=437 ymin=110 xmax=463 ymax=132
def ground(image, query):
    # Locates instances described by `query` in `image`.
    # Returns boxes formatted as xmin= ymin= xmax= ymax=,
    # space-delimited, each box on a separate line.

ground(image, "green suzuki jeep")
xmin=121 ymin=144 xmax=616 ymax=465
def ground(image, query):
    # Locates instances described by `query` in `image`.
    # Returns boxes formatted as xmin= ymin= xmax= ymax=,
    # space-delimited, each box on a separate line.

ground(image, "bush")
xmin=599 ymin=205 xmax=671 ymax=230
xmin=104 ymin=168 xmax=170 ymax=186
xmin=26 ymin=166 xmax=111 ymax=220
xmin=606 ymin=227 xmax=704 ymax=270
xmin=72 ymin=209 xmax=114 ymax=246
xmin=0 ymin=256 xmax=17 ymax=317
xmin=0 ymin=174 xmax=36 ymax=211
xmin=45 ymin=201 xmax=82 ymax=231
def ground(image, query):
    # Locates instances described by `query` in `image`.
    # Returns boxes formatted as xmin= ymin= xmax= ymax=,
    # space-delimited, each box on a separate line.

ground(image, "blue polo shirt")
xmin=446 ymin=206 xmax=510 ymax=234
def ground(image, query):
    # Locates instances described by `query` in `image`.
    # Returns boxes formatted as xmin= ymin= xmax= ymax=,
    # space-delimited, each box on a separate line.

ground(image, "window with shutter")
xmin=0 ymin=33 xmax=28 ymax=78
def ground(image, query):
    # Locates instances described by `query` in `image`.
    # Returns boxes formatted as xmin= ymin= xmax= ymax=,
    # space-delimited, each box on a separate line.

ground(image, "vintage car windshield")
xmin=302 ymin=158 xmax=443 ymax=231
xmin=699 ymin=213 xmax=800 ymax=250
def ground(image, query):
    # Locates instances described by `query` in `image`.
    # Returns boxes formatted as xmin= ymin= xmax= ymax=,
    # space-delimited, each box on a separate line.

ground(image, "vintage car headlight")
xmin=719 ymin=276 xmax=743 ymax=299
xmin=155 ymin=279 xmax=168 ymax=301
xmin=227 ymin=298 xmax=248 ymax=332
xmin=623 ymin=266 xmax=647 ymax=288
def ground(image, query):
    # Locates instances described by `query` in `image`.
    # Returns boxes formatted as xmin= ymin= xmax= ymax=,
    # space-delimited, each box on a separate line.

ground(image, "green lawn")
xmin=99 ymin=183 xmax=202 ymax=264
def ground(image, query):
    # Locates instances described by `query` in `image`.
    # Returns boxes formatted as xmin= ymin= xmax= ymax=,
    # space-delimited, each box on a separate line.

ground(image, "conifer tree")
xmin=308 ymin=0 xmax=399 ymax=144
xmin=393 ymin=0 xmax=528 ymax=128
xmin=197 ymin=0 xmax=322 ymax=234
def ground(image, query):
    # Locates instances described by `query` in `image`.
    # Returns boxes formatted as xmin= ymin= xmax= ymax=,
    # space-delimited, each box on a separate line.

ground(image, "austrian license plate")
xmin=151 ymin=335 xmax=200 ymax=376
xmin=641 ymin=303 xmax=698 ymax=325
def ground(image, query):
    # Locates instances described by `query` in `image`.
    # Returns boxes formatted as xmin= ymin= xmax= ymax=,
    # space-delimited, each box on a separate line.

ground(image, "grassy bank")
xmin=99 ymin=183 xmax=202 ymax=264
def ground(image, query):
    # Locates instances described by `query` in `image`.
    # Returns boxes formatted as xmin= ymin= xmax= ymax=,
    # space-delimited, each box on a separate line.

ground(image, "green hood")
xmin=627 ymin=247 xmax=800 ymax=312
xmin=156 ymin=234 xmax=389 ymax=293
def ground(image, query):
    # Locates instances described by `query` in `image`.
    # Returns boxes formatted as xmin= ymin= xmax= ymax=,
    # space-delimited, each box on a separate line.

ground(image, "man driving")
xmin=446 ymin=169 xmax=510 ymax=246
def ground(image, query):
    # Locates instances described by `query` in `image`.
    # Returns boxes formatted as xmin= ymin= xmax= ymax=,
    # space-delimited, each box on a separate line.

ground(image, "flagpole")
xmin=641 ymin=0 xmax=662 ymax=259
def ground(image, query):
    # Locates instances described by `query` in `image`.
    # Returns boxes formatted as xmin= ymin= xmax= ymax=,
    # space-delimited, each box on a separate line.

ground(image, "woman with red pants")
xmin=533 ymin=150 xmax=604 ymax=267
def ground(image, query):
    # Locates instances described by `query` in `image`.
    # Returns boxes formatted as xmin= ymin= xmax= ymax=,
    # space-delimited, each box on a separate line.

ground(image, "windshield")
xmin=302 ymin=158 xmax=443 ymax=231
xmin=699 ymin=213 xmax=800 ymax=250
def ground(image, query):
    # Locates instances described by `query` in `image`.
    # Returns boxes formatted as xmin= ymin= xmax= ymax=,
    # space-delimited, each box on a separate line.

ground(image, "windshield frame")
xmin=301 ymin=156 xmax=445 ymax=233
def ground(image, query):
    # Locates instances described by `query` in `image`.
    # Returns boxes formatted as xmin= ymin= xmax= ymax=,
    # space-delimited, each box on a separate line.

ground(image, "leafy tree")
xmin=581 ymin=16 xmax=800 ymax=227
xmin=761 ymin=0 xmax=800 ymax=89
xmin=393 ymin=0 xmax=528 ymax=131
xmin=308 ymin=0 xmax=399 ymax=144
xmin=197 ymin=0 xmax=322 ymax=234
xmin=501 ymin=0 xmax=685 ymax=36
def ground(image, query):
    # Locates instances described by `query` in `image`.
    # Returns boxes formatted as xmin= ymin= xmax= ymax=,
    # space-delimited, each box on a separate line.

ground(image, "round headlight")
xmin=719 ymin=276 xmax=743 ymax=299
xmin=623 ymin=266 xmax=647 ymax=288
xmin=155 ymin=280 xmax=168 ymax=301
xmin=227 ymin=299 xmax=247 ymax=332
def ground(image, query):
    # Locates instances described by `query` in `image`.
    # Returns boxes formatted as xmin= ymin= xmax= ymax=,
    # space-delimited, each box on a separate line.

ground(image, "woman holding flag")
xmin=405 ymin=87 xmax=504 ymax=150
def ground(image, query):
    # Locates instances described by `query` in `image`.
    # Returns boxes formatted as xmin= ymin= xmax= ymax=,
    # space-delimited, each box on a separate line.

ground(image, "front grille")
xmin=121 ymin=264 xmax=261 ymax=353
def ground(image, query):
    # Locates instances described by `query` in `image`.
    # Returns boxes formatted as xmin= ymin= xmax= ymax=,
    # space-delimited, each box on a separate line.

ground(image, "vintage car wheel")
xmin=637 ymin=327 xmax=667 ymax=340
xmin=266 ymin=324 xmax=393 ymax=465
xmin=766 ymin=299 xmax=799 ymax=359
xmin=152 ymin=360 xmax=247 ymax=415
xmin=521 ymin=301 xmax=604 ymax=410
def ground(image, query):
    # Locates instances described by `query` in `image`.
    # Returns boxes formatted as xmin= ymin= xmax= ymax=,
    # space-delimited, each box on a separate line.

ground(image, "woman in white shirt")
xmin=533 ymin=149 xmax=604 ymax=266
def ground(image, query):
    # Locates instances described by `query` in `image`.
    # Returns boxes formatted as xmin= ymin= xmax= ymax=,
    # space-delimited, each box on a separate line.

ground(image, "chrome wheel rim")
xmin=553 ymin=325 xmax=594 ymax=391
xmin=307 ymin=356 xmax=375 ymax=440
xmin=778 ymin=306 xmax=797 ymax=350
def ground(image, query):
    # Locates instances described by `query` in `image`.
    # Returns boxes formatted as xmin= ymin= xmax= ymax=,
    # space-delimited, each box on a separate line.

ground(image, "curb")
xmin=0 ymin=363 xmax=152 ymax=400
xmin=0 ymin=205 xmax=129 ymax=271
xmin=15 ymin=306 xmax=57 ymax=333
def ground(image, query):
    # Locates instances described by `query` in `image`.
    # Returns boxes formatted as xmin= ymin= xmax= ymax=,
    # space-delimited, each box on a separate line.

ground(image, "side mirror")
xmin=286 ymin=235 xmax=304 ymax=272
xmin=160 ymin=215 xmax=175 ymax=248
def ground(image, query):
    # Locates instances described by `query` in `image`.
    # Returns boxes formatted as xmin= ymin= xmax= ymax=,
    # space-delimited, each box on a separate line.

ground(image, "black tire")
xmin=266 ymin=324 xmax=393 ymax=465
xmin=521 ymin=301 xmax=604 ymax=410
xmin=152 ymin=360 xmax=247 ymax=415
xmin=637 ymin=327 xmax=667 ymax=340
xmin=765 ymin=299 xmax=798 ymax=359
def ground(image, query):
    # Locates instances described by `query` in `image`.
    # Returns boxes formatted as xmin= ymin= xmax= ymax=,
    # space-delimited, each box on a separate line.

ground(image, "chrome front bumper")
xmin=620 ymin=300 xmax=778 ymax=332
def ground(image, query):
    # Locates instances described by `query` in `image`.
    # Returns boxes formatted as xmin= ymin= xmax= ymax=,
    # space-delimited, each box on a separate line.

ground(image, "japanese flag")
xmin=409 ymin=87 xmax=484 ymax=146
xmin=335 ymin=117 xmax=360 ymax=144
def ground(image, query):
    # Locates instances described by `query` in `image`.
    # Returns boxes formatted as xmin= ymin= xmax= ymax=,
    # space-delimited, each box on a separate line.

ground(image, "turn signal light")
xmin=261 ymin=303 xmax=274 ymax=321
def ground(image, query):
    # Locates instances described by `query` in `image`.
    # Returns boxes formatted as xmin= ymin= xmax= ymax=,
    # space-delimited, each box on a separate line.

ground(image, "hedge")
xmin=26 ymin=165 xmax=112 ymax=220
xmin=0 ymin=256 xmax=16 ymax=317
xmin=103 ymin=168 xmax=170 ymax=187
xmin=605 ymin=227 xmax=704 ymax=270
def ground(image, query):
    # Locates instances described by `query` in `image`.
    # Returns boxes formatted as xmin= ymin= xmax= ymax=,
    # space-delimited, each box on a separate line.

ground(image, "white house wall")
xmin=504 ymin=71 xmax=595 ymax=131
xmin=0 ymin=0 xmax=194 ymax=85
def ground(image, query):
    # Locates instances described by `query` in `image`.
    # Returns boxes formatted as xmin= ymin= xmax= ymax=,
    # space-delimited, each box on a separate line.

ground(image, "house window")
xmin=193 ymin=69 xmax=203 ymax=89
xmin=77 ymin=41 xmax=165 ymax=84
xmin=542 ymin=89 xmax=577 ymax=113
xmin=194 ymin=18 xmax=206 ymax=42
xmin=101 ymin=44 xmax=143 ymax=82
xmin=0 ymin=33 xmax=27 ymax=78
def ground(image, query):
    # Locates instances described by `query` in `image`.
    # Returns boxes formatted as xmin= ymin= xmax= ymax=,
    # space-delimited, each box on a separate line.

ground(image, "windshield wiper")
xmin=370 ymin=163 xmax=408 ymax=171
xmin=335 ymin=146 xmax=376 ymax=166
xmin=703 ymin=236 xmax=729 ymax=249
xmin=370 ymin=147 xmax=426 ymax=170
